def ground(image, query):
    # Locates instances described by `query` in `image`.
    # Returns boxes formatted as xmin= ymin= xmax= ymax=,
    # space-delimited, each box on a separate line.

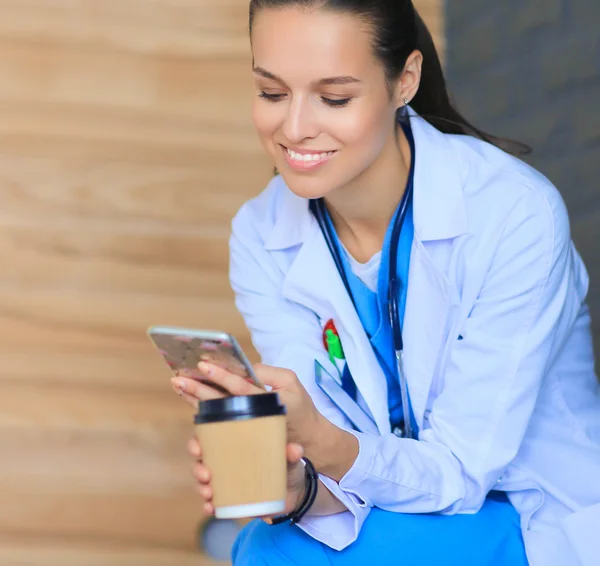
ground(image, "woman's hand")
xmin=190 ymin=436 xmax=307 ymax=518
xmin=171 ymin=362 xmax=323 ymax=446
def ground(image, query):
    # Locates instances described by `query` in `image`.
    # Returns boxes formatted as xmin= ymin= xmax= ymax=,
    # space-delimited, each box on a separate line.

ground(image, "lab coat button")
xmin=424 ymin=409 xmax=431 ymax=420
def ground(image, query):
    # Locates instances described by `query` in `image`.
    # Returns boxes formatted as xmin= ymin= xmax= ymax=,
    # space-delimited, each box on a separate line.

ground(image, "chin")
xmin=277 ymin=170 xmax=335 ymax=200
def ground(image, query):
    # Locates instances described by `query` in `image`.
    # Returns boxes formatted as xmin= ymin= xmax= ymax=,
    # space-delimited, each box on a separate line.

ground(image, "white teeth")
xmin=286 ymin=148 xmax=335 ymax=162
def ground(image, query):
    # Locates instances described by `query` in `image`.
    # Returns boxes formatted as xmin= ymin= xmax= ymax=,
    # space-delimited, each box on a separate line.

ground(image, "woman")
xmin=172 ymin=1 xmax=600 ymax=564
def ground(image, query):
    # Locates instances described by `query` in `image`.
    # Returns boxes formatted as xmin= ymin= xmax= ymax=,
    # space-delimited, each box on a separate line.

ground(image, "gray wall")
xmin=445 ymin=0 xmax=600 ymax=362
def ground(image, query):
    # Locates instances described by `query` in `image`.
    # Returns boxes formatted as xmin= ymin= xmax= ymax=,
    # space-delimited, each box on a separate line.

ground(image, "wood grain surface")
xmin=0 ymin=0 xmax=443 ymax=563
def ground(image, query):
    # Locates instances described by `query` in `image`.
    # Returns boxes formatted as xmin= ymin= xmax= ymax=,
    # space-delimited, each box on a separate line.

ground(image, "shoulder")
xmin=231 ymin=175 xmax=287 ymax=241
xmin=442 ymin=136 xmax=588 ymax=321
xmin=231 ymin=174 xmax=310 ymax=255
xmin=448 ymin=134 xmax=570 ymax=247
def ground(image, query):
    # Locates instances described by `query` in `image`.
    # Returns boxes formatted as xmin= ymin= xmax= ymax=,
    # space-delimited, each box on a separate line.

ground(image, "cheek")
xmin=252 ymin=102 xmax=281 ymax=154
xmin=336 ymin=106 xmax=391 ymax=160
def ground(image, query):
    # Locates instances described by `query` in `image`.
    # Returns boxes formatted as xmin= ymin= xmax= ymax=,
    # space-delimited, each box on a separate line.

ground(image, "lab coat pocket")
xmin=314 ymin=360 xmax=379 ymax=435
xmin=562 ymin=501 xmax=600 ymax=566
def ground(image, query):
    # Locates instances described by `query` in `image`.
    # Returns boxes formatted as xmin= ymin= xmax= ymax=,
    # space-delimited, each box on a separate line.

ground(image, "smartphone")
xmin=147 ymin=326 xmax=263 ymax=390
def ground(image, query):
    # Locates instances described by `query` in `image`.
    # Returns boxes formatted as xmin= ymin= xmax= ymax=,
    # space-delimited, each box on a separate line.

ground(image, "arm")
xmin=305 ymin=413 xmax=359 ymax=483
xmin=307 ymin=480 xmax=349 ymax=517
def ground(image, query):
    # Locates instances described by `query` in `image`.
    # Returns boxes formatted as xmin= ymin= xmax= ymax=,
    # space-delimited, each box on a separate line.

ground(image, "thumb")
xmin=286 ymin=442 xmax=304 ymax=466
xmin=254 ymin=363 xmax=293 ymax=389
xmin=285 ymin=443 xmax=308 ymax=497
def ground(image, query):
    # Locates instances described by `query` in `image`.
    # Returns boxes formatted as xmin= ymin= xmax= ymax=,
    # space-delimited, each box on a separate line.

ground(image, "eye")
xmin=322 ymin=97 xmax=352 ymax=108
xmin=258 ymin=91 xmax=285 ymax=102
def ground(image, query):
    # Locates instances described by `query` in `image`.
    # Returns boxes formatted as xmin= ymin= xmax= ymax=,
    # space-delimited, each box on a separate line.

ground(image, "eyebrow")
xmin=253 ymin=66 xmax=361 ymax=86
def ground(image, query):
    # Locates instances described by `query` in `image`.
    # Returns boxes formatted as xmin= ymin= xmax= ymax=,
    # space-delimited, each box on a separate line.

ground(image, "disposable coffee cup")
xmin=195 ymin=392 xmax=287 ymax=520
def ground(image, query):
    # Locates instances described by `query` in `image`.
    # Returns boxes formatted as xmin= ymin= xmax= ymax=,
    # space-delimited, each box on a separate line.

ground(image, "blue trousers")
xmin=231 ymin=494 xmax=528 ymax=565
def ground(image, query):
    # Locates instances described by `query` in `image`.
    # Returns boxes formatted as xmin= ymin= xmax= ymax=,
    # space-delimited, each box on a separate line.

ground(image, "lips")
xmin=281 ymin=145 xmax=337 ymax=171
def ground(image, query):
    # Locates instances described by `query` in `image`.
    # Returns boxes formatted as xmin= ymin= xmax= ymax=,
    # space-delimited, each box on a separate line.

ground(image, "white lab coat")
xmin=229 ymin=110 xmax=600 ymax=566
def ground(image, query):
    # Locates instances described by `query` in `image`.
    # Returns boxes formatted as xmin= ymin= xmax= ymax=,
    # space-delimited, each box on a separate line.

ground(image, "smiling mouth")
xmin=284 ymin=147 xmax=337 ymax=162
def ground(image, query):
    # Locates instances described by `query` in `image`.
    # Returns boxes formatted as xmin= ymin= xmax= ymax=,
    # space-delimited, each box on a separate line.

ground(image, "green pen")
xmin=325 ymin=328 xmax=345 ymax=367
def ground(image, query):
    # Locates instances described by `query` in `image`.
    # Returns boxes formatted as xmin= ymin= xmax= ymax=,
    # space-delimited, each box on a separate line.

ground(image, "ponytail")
xmin=410 ymin=9 xmax=530 ymax=155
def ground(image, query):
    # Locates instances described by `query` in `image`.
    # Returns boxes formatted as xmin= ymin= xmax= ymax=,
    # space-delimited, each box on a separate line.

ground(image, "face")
xmin=250 ymin=7 xmax=401 ymax=200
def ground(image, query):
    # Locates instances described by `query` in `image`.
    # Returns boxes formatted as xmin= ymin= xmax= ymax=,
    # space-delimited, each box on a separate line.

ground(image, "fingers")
xmin=171 ymin=363 xmax=288 ymax=404
xmin=189 ymin=441 xmax=214 ymax=515
xmin=193 ymin=461 xmax=211 ymax=484
xmin=170 ymin=376 xmax=225 ymax=406
xmin=173 ymin=387 xmax=201 ymax=410
xmin=193 ymin=461 xmax=214 ymax=514
xmin=195 ymin=362 xmax=263 ymax=397
xmin=187 ymin=437 xmax=202 ymax=459
xmin=196 ymin=483 xmax=213 ymax=501
xmin=195 ymin=481 xmax=215 ymax=516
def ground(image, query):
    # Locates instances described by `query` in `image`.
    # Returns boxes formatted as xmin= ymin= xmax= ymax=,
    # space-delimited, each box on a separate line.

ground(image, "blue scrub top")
xmin=325 ymin=121 xmax=417 ymax=435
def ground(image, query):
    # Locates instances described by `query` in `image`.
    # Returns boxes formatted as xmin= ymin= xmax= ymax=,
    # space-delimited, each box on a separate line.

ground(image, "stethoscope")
xmin=308 ymin=131 xmax=416 ymax=440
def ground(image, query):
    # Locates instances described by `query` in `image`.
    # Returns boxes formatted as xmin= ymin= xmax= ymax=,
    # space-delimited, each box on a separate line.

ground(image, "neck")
xmin=325 ymin=125 xmax=412 ymax=263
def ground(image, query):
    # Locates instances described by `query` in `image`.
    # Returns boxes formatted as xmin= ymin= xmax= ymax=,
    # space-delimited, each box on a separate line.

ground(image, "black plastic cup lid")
xmin=194 ymin=392 xmax=286 ymax=424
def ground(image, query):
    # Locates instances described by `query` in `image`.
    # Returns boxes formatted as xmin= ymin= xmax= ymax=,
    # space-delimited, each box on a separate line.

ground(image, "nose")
xmin=281 ymin=96 xmax=319 ymax=144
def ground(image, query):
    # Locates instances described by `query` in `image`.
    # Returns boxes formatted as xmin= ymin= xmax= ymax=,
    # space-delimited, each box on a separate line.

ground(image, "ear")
xmin=392 ymin=50 xmax=423 ymax=108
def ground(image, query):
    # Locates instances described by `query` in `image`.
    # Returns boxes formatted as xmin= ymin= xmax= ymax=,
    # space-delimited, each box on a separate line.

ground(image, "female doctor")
xmin=171 ymin=1 xmax=600 ymax=564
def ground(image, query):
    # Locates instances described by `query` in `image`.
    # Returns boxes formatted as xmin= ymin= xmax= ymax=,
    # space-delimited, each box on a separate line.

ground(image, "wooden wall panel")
xmin=0 ymin=0 xmax=442 ymax=564
xmin=0 ymin=535 xmax=211 ymax=566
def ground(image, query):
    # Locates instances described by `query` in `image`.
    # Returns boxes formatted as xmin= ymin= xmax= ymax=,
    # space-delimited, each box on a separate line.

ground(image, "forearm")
xmin=306 ymin=479 xmax=349 ymax=517
xmin=305 ymin=413 xmax=359 ymax=482
xmin=293 ymin=418 xmax=371 ymax=547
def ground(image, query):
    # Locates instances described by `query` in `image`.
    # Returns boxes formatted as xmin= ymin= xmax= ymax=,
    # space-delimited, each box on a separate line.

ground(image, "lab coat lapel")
xmin=280 ymin=215 xmax=392 ymax=434
xmin=402 ymin=238 xmax=452 ymax=428
xmin=401 ymin=111 xmax=468 ymax=429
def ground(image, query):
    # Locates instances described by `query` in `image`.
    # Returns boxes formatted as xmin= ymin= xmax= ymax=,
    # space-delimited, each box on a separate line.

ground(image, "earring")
xmin=404 ymin=98 xmax=410 ymax=106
